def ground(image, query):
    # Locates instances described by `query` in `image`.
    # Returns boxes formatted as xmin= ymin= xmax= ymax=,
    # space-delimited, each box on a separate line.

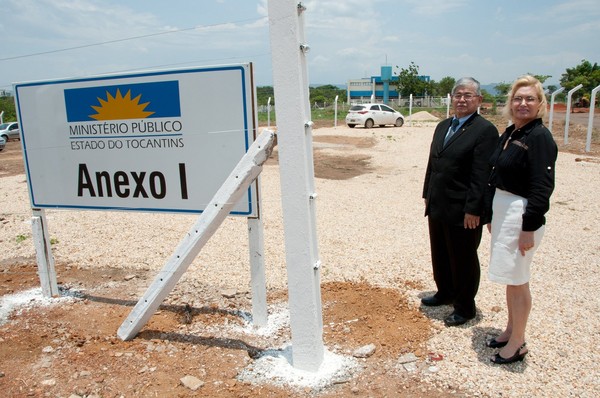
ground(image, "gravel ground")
xmin=1 ymin=121 xmax=599 ymax=397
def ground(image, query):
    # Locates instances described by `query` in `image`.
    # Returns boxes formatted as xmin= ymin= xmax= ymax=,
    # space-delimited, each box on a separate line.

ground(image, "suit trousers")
xmin=427 ymin=217 xmax=483 ymax=317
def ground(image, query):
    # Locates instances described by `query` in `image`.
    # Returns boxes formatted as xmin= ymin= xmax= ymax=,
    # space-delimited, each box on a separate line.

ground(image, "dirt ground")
xmin=0 ymin=261 xmax=443 ymax=397
xmin=0 ymin=111 xmax=598 ymax=397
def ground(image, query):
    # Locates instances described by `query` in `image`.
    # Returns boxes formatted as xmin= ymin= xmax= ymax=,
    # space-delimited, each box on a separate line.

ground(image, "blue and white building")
xmin=346 ymin=66 xmax=430 ymax=104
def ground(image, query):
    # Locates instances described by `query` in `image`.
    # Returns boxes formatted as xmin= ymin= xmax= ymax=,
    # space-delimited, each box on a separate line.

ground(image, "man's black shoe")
xmin=444 ymin=312 xmax=475 ymax=327
xmin=420 ymin=295 xmax=452 ymax=307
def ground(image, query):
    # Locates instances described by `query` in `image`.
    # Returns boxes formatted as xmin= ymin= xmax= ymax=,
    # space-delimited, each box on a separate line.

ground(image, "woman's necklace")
xmin=503 ymin=130 xmax=516 ymax=150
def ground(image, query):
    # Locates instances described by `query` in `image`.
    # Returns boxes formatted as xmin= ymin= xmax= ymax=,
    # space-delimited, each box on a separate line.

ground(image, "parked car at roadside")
xmin=0 ymin=122 xmax=20 ymax=141
xmin=0 ymin=136 xmax=5 ymax=151
xmin=345 ymin=103 xmax=404 ymax=128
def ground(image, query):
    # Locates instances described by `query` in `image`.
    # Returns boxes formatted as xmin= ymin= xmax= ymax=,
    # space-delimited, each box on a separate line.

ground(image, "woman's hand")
xmin=519 ymin=230 xmax=535 ymax=256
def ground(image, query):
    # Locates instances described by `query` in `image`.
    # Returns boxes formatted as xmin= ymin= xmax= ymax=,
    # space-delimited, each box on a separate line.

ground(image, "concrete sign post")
xmin=267 ymin=0 xmax=324 ymax=372
xmin=31 ymin=209 xmax=59 ymax=297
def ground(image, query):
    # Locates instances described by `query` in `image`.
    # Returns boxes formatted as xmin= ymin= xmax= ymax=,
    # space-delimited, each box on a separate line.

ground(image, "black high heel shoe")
xmin=486 ymin=337 xmax=508 ymax=348
xmin=491 ymin=342 xmax=528 ymax=364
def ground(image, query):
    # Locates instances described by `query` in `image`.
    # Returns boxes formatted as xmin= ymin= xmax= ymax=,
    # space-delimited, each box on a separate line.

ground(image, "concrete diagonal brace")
xmin=117 ymin=129 xmax=276 ymax=341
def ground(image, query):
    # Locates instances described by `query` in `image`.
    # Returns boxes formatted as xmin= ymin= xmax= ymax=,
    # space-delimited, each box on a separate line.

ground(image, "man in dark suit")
xmin=422 ymin=77 xmax=499 ymax=326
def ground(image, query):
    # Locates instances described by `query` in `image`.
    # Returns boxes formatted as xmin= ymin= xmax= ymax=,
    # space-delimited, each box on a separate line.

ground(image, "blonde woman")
xmin=486 ymin=75 xmax=557 ymax=364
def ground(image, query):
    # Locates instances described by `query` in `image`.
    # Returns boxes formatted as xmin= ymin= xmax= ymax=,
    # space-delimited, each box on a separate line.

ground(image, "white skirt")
xmin=488 ymin=189 xmax=545 ymax=285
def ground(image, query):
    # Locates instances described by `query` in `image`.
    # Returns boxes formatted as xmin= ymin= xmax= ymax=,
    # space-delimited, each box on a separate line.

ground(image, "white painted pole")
xmin=548 ymin=87 xmax=565 ymax=134
xmin=408 ymin=93 xmax=413 ymax=126
xmin=586 ymin=85 xmax=600 ymax=152
xmin=267 ymin=0 xmax=324 ymax=372
xmin=334 ymin=95 xmax=339 ymax=127
xmin=31 ymin=209 xmax=59 ymax=297
xmin=248 ymin=216 xmax=267 ymax=326
xmin=267 ymin=97 xmax=272 ymax=128
xmin=565 ymin=84 xmax=583 ymax=144
xmin=248 ymin=82 xmax=268 ymax=326
xmin=446 ymin=93 xmax=450 ymax=119
xmin=371 ymin=80 xmax=375 ymax=102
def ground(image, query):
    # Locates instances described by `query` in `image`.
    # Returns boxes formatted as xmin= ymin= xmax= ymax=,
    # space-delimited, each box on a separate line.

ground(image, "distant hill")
xmin=310 ymin=84 xmax=346 ymax=90
xmin=481 ymin=84 xmax=499 ymax=95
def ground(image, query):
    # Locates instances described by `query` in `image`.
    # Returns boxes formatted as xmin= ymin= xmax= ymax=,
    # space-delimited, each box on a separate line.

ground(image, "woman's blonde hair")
xmin=502 ymin=75 xmax=547 ymax=120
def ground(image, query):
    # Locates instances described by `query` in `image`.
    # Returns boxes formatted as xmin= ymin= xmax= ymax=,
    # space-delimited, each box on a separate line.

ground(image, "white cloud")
xmin=403 ymin=0 xmax=468 ymax=16
xmin=337 ymin=48 xmax=363 ymax=57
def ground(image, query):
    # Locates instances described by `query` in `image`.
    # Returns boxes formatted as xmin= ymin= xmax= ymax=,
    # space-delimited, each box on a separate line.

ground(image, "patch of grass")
xmin=16 ymin=234 xmax=28 ymax=243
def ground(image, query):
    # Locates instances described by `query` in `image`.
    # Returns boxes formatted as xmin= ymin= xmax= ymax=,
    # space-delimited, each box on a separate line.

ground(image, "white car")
xmin=0 ymin=136 xmax=5 ymax=151
xmin=345 ymin=103 xmax=404 ymax=128
xmin=0 ymin=122 xmax=20 ymax=141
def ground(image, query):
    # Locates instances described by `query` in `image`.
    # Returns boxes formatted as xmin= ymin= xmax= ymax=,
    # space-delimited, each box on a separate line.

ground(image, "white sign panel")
xmin=15 ymin=64 xmax=257 ymax=216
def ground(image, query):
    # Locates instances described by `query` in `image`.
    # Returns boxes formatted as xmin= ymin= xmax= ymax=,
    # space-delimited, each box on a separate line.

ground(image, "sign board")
xmin=14 ymin=64 xmax=257 ymax=216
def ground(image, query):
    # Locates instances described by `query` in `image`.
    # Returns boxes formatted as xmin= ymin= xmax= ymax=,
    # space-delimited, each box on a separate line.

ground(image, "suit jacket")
xmin=423 ymin=113 xmax=499 ymax=226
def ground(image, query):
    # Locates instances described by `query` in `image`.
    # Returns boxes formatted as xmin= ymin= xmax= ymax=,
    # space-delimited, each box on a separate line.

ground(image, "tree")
xmin=256 ymin=86 xmax=274 ymax=106
xmin=494 ymin=82 xmax=511 ymax=96
xmin=436 ymin=76 xmax=456 ymax=96
xmin=394 ymin=61 xmax=428 ymax=96
xmin=494 ymin=82 xmax=511 ymax=102
xmin=480 ymin=89 xmax=495 ymax=103
xmin=256 ymin=84 xmax=346 ymax=107
xmin=559 ymin=59 xmax=600 ymax=94
xmin=529 ymin=74 xmax=552 ymax=84
xmin=309 ymin=85 xmax=346 ymax=106
xmin=0 ymin=96 xmax=17 ymax=122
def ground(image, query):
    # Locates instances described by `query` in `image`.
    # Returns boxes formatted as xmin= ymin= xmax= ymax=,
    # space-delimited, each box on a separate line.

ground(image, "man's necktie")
xmin=444 ymin=119 xmax=460 ymax=146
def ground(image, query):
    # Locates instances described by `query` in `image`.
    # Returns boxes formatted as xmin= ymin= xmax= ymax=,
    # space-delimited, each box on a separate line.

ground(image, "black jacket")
xmin=423 ymin=113 xmax=499 ymax=226
xmin=487 ymin=118 xmax=557 ymax=231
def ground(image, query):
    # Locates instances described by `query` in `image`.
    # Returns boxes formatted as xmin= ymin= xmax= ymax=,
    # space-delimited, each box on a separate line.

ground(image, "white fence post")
xmin=548 ymin=87 xmax=565 ymax=134
xmin=586 ymin=85 xmax=600 ymax=152
xmin=334 ymin=95 xmax=339 ymax=127
xmin=267 ymin=97 xmax=272 ymax=128
xmin=267 ymin=0 xmax=324 ymax=372
xmin=408 ymin=94 xmax=413 ymax=126
xmin=565 ymin=84 xmax=583 ymax=144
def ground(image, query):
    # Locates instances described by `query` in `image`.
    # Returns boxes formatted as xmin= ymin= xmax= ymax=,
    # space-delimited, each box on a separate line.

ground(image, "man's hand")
xmin=464 ymin=213 xmax=480 ymax=229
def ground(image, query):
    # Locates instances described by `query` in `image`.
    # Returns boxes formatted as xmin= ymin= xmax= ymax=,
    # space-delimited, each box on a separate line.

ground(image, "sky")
xmin=1 ymin=0 xmax=599 ymax=92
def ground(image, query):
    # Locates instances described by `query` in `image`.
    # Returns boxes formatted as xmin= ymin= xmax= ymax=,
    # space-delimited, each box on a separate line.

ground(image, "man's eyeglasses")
xmin=451 ymin=93 xmax=479 ymax=100
xmin=512 ymin=96 xmax=538 ymax=104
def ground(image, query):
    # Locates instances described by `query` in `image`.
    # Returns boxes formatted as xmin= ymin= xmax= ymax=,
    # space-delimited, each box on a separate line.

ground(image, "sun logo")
xmin=89 ymin=88 xmax=155 ymax=121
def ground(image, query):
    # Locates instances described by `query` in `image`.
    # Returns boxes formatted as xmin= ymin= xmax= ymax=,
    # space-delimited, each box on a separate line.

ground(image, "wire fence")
xmin=257 ymin=96 xmax=452 ymax=114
